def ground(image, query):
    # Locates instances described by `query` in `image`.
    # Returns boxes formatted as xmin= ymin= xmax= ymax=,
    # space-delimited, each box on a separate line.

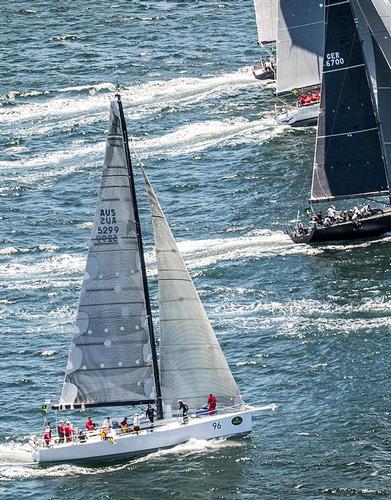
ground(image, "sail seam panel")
xmin=280 ymin=20 xmax=323 ymax=31
xmin=324 ymin=63 xmax=365 ymax=74
xmin=317 ymin=127 xmax=378 ymax=139
xmin=326 ymin=1 xmax=349 ymax=7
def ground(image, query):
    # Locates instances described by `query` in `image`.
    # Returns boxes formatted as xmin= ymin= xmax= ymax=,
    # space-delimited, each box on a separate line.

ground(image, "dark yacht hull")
xmin=252 ymin=65 xmax=275 ymax=81
xmin=289 ymin=208 xmax=391 ymax=244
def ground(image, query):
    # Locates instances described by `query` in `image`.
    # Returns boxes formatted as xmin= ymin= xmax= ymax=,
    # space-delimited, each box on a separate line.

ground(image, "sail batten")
xmin=142 ymin=168 xmax=243 ymax=412
xmin=310 ymin=0 xmax=388 ymax=203
xmin=58 ymin=101 xmax=157 ymax=408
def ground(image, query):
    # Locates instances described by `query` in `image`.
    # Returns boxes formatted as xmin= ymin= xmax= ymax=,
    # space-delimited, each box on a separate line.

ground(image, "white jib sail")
xmin=59 ymin=101 xmax=156 ymax=407
xmin=142 ymin=168 xmax=243 ymax=412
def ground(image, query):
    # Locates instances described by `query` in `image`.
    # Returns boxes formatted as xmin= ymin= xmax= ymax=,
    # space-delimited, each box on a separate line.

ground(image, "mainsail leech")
xmin=142 ymin=168 xmax=243 ymax=412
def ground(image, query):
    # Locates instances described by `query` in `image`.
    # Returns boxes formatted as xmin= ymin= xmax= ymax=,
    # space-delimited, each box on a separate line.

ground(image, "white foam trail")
xmin=136 ymin=116 xmax=280 ymax=157
xmin=0 ymin=254 xmax=84 ymax=281
xmin=0 ymin=116 xmax=279 ymax=172
xmin=0 ymin=69 xmax=258 ymax=126
xmin=0 ymin=438 xmax=239 ymax=481
xmin=0 ymin=443 xmax=34 ymax=465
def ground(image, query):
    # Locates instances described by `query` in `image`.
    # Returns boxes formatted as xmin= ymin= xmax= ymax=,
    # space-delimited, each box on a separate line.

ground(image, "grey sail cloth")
xmin=253 ymin=0 xmax=278 ymax=44
xmin=142 ymin=168 xmax=243 ymax=411
xmin=311 ymin=0 xmax=388 ymax=203
xmin=354 ymin=0 xmax=376 ymax=89
xmin=59 ymin=101 xmax=156 ymax=406
xmin=276 ymin=0 xmax=324 ymax=94
xmin=355 ymin=0 xmax=391 ymax=69
xmin=372 ymin=34 xmax=391 ymax=183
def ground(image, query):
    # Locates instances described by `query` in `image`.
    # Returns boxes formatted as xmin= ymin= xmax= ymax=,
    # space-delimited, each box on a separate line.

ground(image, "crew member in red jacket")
xmin=207 ymin=393 xmax=217 ymax=414
xmin=57 ymin=420 xmax=65 ymax=443
xmin=85 ymin=416 xmax=96 ymax=431
xmin=64 ymin=421 xmax=73 ymax=442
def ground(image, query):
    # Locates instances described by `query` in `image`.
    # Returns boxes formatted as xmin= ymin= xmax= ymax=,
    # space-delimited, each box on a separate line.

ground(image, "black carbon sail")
xmin=310 ymin=0 xmax=389 ymax=203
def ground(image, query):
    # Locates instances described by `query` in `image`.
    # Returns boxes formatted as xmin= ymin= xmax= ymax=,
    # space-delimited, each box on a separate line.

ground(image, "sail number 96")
xmin=326 ymin=52 xmax=344 ymax=67
xmin=212 ymin=421 xmax=221 ymax=430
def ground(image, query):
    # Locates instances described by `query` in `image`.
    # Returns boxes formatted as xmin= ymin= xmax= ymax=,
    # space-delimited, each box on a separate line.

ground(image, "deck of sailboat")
xmin=33 ymin=406 xmax=257 ymax=464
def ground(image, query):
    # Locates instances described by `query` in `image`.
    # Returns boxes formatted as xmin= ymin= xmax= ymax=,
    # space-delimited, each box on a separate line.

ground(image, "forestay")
xmin=276 ymin=0 xmax=324 ymax=94
xmin=253 ymin=0 xmax=278 ymax=44
xmin=311 ymin=0 xmax=388 ymax=203
xmin=59 ymin=101 xmax=156 ymax=407
xmin=142 ymin=168 xmax=243 ymax=412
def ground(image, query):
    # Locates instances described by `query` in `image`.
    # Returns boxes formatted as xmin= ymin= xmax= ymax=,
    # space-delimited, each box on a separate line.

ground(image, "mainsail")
xmin=142 ymin=169 xmax=243 ymax=411
xmin=310 ymin=0 xmax=388 ymax=203
xmin=276 ymin=0 xmax=324 ymax=94
xmin=58 ymin=100 xmax=157 ymax=408
xmin=253 ymin=0 xmax=278 ymax=44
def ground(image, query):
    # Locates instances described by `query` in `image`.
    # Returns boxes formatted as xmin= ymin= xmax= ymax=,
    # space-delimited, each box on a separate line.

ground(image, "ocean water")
xmin=1 ymin=1 xmax=391 ymax=499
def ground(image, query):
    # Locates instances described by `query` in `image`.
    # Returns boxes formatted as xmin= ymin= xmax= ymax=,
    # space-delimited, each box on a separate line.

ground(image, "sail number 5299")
xmin=212 ymin=421 xmax=221 ymax=430
xmin=326 ymin=52 xmax=344 ymax=67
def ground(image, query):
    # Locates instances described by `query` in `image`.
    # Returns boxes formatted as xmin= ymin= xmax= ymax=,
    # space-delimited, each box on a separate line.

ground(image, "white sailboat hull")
xmin=277 ymin=103 xmax=319 ymax=127
xmin=33 ymin=408 xmax=255 ymax=464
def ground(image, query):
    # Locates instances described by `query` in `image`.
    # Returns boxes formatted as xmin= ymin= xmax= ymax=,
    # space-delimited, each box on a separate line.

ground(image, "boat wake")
xmin=0 ymin=68 xmax=258 ymax=128
xmin=0 ymin=438 xmax=240 ymax=481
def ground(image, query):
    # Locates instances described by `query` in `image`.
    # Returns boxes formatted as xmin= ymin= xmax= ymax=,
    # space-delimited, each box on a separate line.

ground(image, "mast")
xmin=115 ymin=94 xmax=163 ymax=420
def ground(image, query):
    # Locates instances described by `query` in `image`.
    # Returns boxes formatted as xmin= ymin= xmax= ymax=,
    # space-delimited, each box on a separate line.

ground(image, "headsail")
xmin=253 ymin=0 xmax=278 ymax=44
xmin=355 ymin=0 xmax=391 ymax=70
xmin=58 ymin=100 xmax=157 ymax=408
xmin=142 ymin=169 xmax=243 ymax=412
xmin=372 ymin=34 xmax=391 ymax=183
xmin=276 ymin=0 xmax=324 ymax=94
xmin=310 ymin=0 xmax=388 ymax=203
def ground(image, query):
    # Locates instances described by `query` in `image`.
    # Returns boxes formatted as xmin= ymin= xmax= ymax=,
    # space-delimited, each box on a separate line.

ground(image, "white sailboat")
xmin=31 ymin=95 xmax=273 ymax=464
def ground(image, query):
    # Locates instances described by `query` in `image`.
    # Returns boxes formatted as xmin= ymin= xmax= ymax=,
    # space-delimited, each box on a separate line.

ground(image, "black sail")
xmin=355 ymin=0 xmax=391 ymax=70
xmin=373 ymin=34 xmax=391 ymax=185
xmin=311 ymin=0 xmax=388 ymax=202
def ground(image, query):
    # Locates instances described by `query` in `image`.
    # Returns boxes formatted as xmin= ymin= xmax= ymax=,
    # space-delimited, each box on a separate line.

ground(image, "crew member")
xmin=64 ymin=421 xmax=73 ymax=443
xmin=57 ymin=420 xmax=65 ymax=443
xmin=120 ymin=417 xmax=129 ymax=432
xmin=207 ymin=393 xmax=217 ymax=414
xmin=133 ymin=413 xmax=141 ymax=433
xmin=43 ymin=426 xmax=52 ymax=447
xmin=145 ymin=404 xmax=156 ymax=425
xmin=85 ymin=416 xmax=96 ymax=431
xmin=178 ymin=400 xmax=189 ymax=423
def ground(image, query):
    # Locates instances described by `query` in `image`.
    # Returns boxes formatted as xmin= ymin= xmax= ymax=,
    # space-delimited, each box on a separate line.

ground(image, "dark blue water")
xmin=1 ymin=1 xmax=391 ymax=498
